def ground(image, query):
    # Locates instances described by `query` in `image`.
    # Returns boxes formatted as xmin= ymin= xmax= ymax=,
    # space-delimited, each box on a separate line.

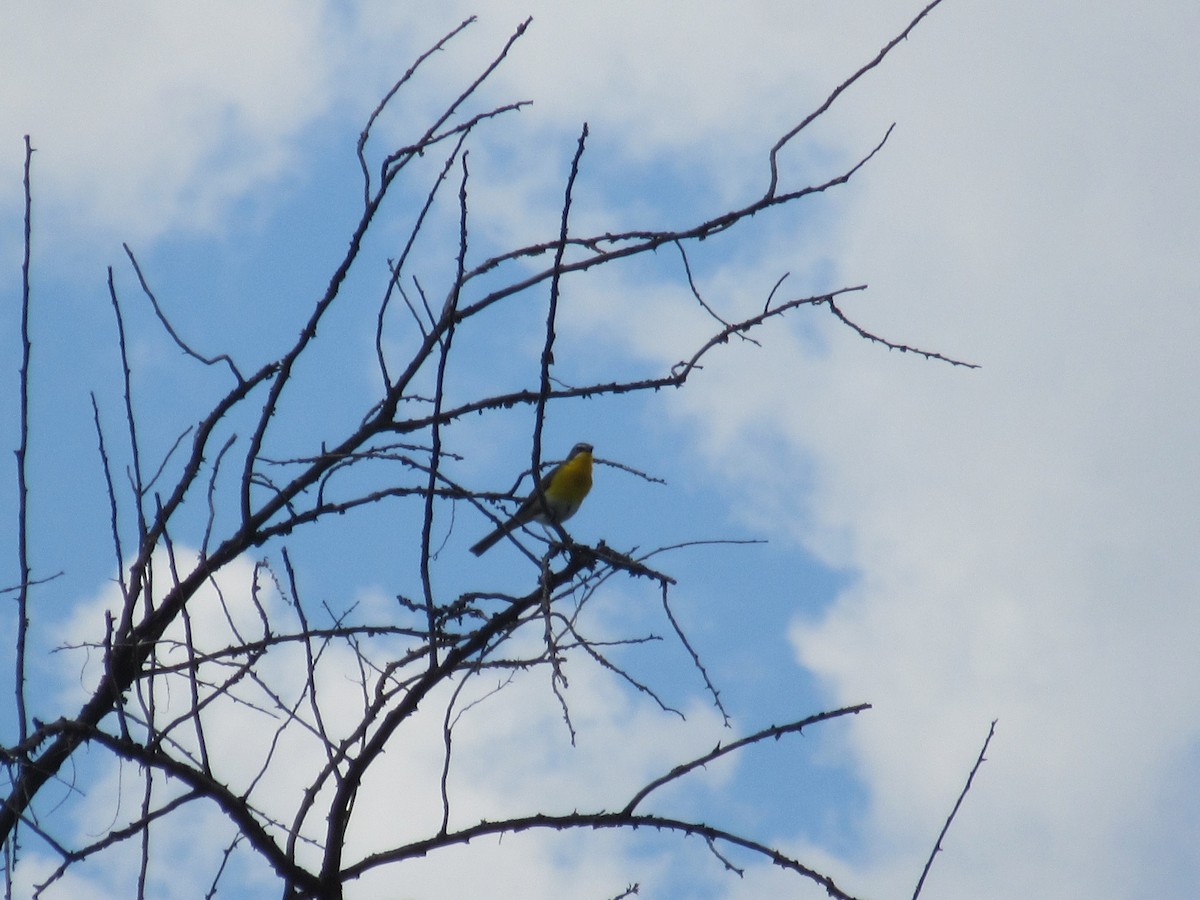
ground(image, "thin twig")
xmin=912 ymin=719 xmax=998 ymax=899
xmin=673 ymin=240 xmax=754 ymax=343
xmin=106 ymin=268 xmax=150 ymax=552
xmin=826 ymin=296 xmax=979 ymax=368
xmin=658 ymin=581 xmax=728 ymax=724
xmin=767 ymin=0 xmax=950 ymax=196
xmin=419 ymin=152 xmax=470 ymax=669
xmin=622 ymin=704 xmax=872 ymax=814
xmin=379 ymin=19 xmax=533 ymax=185
xmin=123 ymin=245 xmax=243 ymax=381
xmin=15 ymin=135 xmax=34 ymax=752
xmin=530 ymin=123 xmax=589 ymax=550
xmin=357 ymin=16 xmax=477 ymax=204
xmin=343 ymin=810 xmax=863 ymax=900
xmin=376 ymin=132 xmax=468 ymax=387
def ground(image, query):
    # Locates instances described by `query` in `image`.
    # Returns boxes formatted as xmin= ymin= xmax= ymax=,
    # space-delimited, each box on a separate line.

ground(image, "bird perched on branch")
xmin=469 ymin=442 xmax=594 ymax=556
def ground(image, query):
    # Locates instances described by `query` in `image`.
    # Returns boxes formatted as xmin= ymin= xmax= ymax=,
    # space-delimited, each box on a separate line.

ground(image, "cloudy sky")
xmin=2 ymin=2 xmax=1198 ymax=898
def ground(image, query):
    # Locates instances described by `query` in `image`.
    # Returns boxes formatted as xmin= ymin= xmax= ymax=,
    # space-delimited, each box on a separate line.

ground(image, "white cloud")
xmin=645 ymin=2 xmax=1200 ymax=897
xmin=12 ymin=1 xmax=1200 ymax=897
xmin=0 ymin=2 xmax=332 ymax=244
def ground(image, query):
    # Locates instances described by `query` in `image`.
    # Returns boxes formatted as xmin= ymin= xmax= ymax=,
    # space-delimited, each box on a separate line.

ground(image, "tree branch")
xmin=344 ymin=810 xmax=862 ymax=900
xmin=912 ymin=719 xmax=997 ymax=899
xmin=622 ymin=704 xmax=872 ymax=815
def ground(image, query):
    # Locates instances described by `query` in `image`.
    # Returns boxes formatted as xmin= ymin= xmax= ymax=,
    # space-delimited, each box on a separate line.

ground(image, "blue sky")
xmin=3 ymin=2 xmax=1200 ymax=898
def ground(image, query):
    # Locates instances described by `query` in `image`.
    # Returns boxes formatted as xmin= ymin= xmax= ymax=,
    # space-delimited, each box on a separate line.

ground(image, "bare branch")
xmin=913 ymin=719 xmax=997 ymax=899
xmin=418 ymin=152 xmax=471 ymax=670
xmin=767 ymin=0 xmax=950 ymax=196
xmin=343 ymin=810 xmax=863 ymax=900
xmin=826 ymin=295 xmax=980 ymax=368
xmin=673 ymin=239 xmax=755 ymax=344
xmin=658 ymin=581 xmax=729 ymax=724
xmin=357 ymin=15 xmax=477 ymax=204
xmin=457 ymin=141 xmax=890 ymax=322
xmin=376 ymin=132 xmax=469 ymax=387
xmin=14 ymin=135 xmax=35 ymax=752
xmin=378 ymin=18 xmax=533 ymax=185
xmin=52 ymin=722 xmax=322 ymax=896
xmin=122 ymin=245 xmax=243 ymax=381
xmin=105 ymin=267 xmax=150 ymax=551
xmin=524 ymin=122 xmax=590 ymax=572
xmin=623 ymin=704 xmax=872 ymax=814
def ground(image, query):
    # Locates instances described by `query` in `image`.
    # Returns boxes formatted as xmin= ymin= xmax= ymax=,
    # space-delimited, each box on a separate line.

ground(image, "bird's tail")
xmin=469 ymin=525 xmax=508 ymax=557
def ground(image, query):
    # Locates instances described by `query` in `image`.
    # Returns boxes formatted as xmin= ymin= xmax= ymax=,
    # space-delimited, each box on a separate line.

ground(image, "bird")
xmin=469 ymin=442 xmax=594 ymax=556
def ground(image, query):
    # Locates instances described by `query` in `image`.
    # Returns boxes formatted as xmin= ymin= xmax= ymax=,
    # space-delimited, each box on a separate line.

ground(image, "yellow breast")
xmin=545 ymin=449 xmax=593 ymax=520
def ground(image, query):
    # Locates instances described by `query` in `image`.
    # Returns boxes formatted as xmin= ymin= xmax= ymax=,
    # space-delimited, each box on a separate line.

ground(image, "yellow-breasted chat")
xmin=469 ymin=442 xmax=593 ymax=556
